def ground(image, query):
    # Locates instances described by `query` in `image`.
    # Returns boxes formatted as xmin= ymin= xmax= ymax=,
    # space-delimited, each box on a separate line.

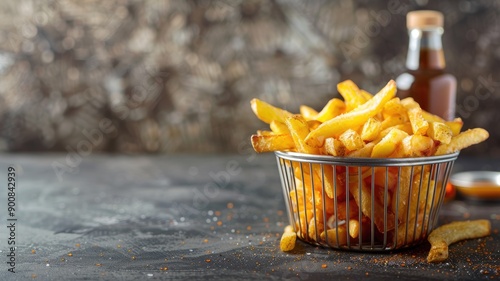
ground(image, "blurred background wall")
xmin=0 ymin=0 xmax=498 ymax=155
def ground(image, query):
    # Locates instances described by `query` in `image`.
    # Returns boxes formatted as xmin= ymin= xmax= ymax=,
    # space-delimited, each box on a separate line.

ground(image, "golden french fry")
xmin=331 ymin=199 xmax=360 ymax=221
xmin=295 ymin=209 xmax=313 ymax=236
xmin=349 ymin=180 xmax=395 ymax=232
xmin=360 ymin=117 xmax=382 ymax=142
xmin=382 ymin=97 xmax=407 ymax=118
xmin=348 ymin=219 xmax=360 ymax=239
xmin=315 ymin=164 xmax=344 ymax=199
xmin=394 ymin=216 xmax=425 ymax=248
xmin=300 ymin=105 xmax=319 ymax=121
xmin=323 ymin=137 xmax=346 ymax=157
xmin=427 ymin=220 xmax=491 ymax=263
xmin=308 ymin=214 xmax=325 ymax=242
xmin=427 ymin=122 xmax=452 ymax=144
xmin=371 ymin=128 xmax=409 ymax=158
xmin=435 ymin=128 xmax=489 ymax=155
xmin=270 ymin=120 xmax=289 ymax=135
xmin=286 ymin=115 xmax=320 ymax=154
xmin=347 ymin=142 xmax=375 ymax=158
xmin=380 ymin=113 xmax=407 ymax=130
xmin=315 ymin=98 xmax=345 ymax=122
xmin=280 ymin=231 xmax=297 ymax=251
xmin=373 ymin=167 xmax=398 ymax=191
xmin=306 ymin=80 xmax=397 ymax=147
xmin=421 ymin=110 xmax=445 ymax=123
xmin=390 ymin=167 xmax=412 ymax=223
xmin=401 ymin=135 xmax=435 ymax=157
xmin=251 ymin=134 xmax=295 ymax=152
xmin=250 ymin=98 xmax=293 ymax=124
xmin=445 ymin=118 xmax=463 ymax=136
xmin=307 ymin=120 xmax=322 ymax=130
xmin=339 ymin=129 xmax=364 ymax=151
xmin=401 ymin=98 xmax=429 ymax=135
xmin=337 ymin=80 xmax=367 ymax=112
xmin=321 ymin=226 xmax=348 ymax=246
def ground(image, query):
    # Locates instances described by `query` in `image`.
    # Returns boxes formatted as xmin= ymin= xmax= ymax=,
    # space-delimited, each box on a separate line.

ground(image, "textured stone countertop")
xmin=0 ymin=153 xmax=498 ymax=280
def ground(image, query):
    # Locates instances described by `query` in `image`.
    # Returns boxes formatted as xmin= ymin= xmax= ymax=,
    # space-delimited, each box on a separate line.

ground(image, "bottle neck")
xmin=406 ymin=28 xmax=446 ymax=70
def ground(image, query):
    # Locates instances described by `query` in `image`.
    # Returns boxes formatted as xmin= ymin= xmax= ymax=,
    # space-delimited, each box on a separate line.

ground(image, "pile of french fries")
xmin=250 ymin=80 xmax=489 ymax=251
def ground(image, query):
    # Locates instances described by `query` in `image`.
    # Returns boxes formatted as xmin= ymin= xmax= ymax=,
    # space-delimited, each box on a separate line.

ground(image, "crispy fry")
xmin=380 ymin=114 xmax=408 ymax=131
xmin=308 ymin=214 xmax=325 ymax=242
xmin=280 ymin=231 xmax=297 ymax=251
xmin=251 ymin=134 xmax=295 ymax=152
xmin=427 ymin=122 xmax=452 ymax=144
xmin=307 ymin=120 xmax=322 ymax=130
xmin=315 ymin=98 xmax=345 ymax=122
xmin=349 ymin=180 xmax=395 ymax=232
xmin=371 ymin=128 xmax=409 ymax=158
xmin=286 ymin=115 xmax=320 ymax=154
xmin=348 ymin=219 xmax=360 ymax=239
xmin=401 ymin=98 xmax=429 ymax=135
xmin=390 ymin=167 xmax=412 ymax=223
xmin=251 ymin=98 xmax=293 ymax=124
xmin=347 ymin=142 xmax=375 ymax=158
xmin=382 ymin=97 xmax=407 ymax=118
xmin=300 ymin=105 xmax=319 ymax=121
xmin=445 ymin=118 xmax=463 ymax=136
xmin=337 ymin=80 xmax=367 ymax=112
xmin=270 ymin=120 xmax=289 ymax=135
xmin=435 ymin=128 xmax=489 ymax=155
xmin=427 ymin=220 xmax=491 ymax=262
xmin=421 ymin=110 xmax=445 ymax=123
xmin=323 ymin=138 xmax=346 ymax=157
xmin=339 ymin=129 xmax=364 ymax=151
xmin=401 ymin=135 xmax=435 ymax=157
xmin=305 ymin=80 xmax=397 ymax=147
xmin=321 ymin=226 xmax=348 ymax=247
xmin=360 ymin=117 xmax=382 ymax=142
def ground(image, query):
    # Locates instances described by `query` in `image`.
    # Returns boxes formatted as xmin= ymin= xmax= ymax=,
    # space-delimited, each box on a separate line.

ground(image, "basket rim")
xmin=274 ymin=151 xmax=459 ymax=166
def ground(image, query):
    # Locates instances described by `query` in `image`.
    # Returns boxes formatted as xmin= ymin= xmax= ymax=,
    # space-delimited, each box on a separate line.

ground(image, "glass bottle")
xmin=396 ymin=10 xmax=456 ymax=121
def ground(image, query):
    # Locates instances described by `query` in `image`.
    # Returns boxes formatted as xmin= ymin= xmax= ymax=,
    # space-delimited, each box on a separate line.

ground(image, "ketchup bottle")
xmin=396 ymin=10 xmax=456 ymax=121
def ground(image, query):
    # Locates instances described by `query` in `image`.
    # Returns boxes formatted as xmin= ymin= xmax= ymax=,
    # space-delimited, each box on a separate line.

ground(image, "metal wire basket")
xmin=275 ymin=151 xmax=459 ymax=251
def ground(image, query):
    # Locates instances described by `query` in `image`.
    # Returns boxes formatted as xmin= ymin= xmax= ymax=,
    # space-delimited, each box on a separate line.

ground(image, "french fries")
xmin=427 ymin=220 xmax=491 ymax=262
xmin=280 ymin=225 xmax=297 ymax=252
xmin=250 ymin=79 xmax=489 ymax=251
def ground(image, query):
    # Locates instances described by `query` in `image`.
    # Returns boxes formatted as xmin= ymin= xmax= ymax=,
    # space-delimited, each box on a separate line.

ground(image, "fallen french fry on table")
xmin=427 ymin=219 xmax=491 ymax=263
xmin=280 ymin=230 xmax=297 ymax=252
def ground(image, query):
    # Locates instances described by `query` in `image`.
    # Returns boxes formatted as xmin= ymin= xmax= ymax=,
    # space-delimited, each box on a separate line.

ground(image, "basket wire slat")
xmin=276 ymin=151 xmax=459 ymax=252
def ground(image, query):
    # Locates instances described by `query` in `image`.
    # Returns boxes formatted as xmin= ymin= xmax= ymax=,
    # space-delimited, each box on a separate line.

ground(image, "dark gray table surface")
xmin=0 ymin=153 xmax=498 ymax=281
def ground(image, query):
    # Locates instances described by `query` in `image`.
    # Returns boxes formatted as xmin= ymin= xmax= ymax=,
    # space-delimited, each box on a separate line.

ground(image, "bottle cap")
xmin=407 ymin=10 xmax=444 ymax=30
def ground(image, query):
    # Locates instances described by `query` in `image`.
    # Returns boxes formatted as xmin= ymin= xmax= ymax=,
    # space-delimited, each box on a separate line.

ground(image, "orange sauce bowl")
xmin=450 ymin=171 xmax=500 ymax=201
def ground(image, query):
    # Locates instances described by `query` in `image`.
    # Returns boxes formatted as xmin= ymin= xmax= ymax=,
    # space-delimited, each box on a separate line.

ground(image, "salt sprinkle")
xmin=147 ymin=273 xmax=153 ymax=277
